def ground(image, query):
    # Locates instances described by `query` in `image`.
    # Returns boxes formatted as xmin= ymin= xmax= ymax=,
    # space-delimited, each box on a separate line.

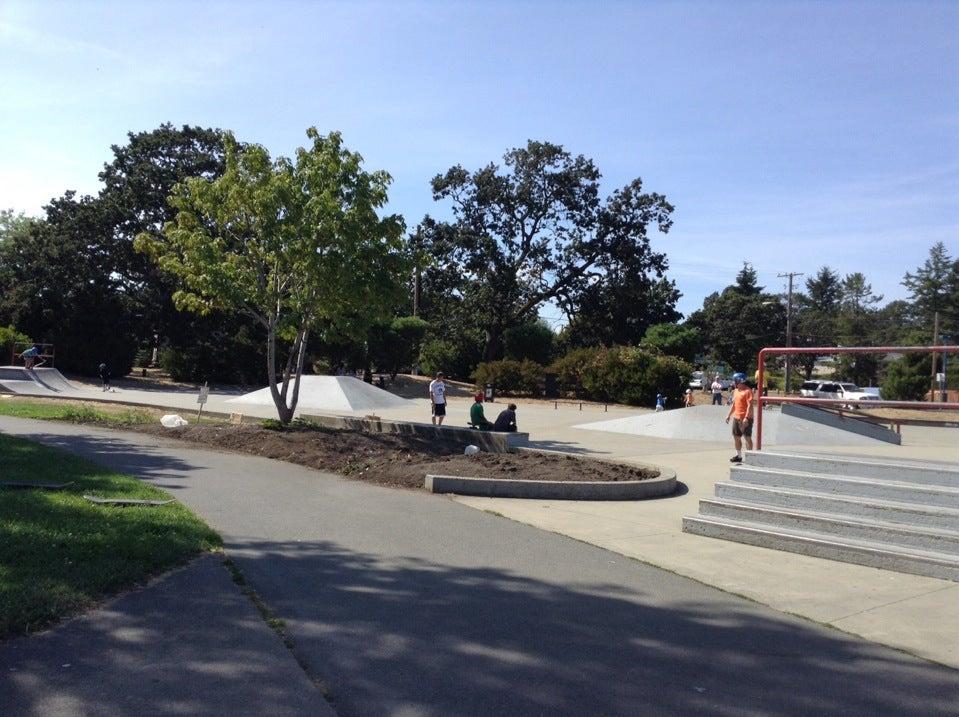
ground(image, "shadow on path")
xmin=230 ymin=538 xmax=959 ymax=717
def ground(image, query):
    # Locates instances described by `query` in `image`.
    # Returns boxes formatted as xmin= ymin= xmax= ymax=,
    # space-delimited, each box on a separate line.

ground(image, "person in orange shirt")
xmin=724 ymin=372 xmax=754 ymax=463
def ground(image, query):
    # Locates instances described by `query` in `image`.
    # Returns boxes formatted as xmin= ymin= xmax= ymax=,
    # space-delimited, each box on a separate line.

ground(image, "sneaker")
xmin=729 ymin=455 xmax=742 ymax=463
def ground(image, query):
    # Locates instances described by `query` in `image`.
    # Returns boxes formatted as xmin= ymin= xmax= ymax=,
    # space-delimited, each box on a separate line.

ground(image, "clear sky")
xmin=1 ymin=0 xmax=956 ymax=320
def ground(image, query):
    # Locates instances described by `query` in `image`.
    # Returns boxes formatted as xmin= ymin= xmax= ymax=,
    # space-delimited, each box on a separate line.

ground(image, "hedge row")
xmin=472 ymin=346 xmax=692 ymax=407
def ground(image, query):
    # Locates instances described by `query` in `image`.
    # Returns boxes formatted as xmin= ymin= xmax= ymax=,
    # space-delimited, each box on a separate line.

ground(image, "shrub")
xmin=549 ymin=347 xmax=602 ymax=398
xmin=549 ymin=346 xmax=691 ymax=406
xmin=881 ymin=355 xmax=930 ymax=401
xmin=472 ymin=359 xmax=545 ymax=396
xmin=0 ymin=325 xmax=30 ymax=363
xmin=504 ymin=320 xmax=555 ymax=365
xmin=418 ymin=338 xmax=480 ymax=381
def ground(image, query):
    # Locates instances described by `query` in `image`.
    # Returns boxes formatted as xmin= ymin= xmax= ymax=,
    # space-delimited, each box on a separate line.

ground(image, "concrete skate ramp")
xmin=575 ymin=404 xmax=888 ymax=447
xmin=0 ymin=366 xmax=81 ymax=396
xmin=226 ymin=376 xmax=411 ymax=413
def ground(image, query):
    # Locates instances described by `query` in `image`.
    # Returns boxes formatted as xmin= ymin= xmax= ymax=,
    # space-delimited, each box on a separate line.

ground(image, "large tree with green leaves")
xmin=902 ymin=242 xmax=958 ymax=334
xmin=792 ymin=266 xmax=842 ymax=379
xmin=0 ymin=194 xmax=140 ymax=373
xmin=686 ymin=263 xmax=786 ymax=372
xmin=419 ymin=140 xmax=674 ymax=361
xmin=136 ymin=129 xmax=409 ymax=422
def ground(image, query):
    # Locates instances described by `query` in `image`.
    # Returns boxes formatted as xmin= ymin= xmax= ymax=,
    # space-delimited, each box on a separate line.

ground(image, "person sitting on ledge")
xmin=469 ymin=393 xmax=495 ymax=430
xmin=493 ymin=403 xmax=518 ymax=432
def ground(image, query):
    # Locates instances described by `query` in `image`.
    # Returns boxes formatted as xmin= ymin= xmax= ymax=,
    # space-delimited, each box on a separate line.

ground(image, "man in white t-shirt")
xmin=711 ymin=375 xmax=724 ymax=405
xmin=428 ymin=372 xmax=447 ymax=425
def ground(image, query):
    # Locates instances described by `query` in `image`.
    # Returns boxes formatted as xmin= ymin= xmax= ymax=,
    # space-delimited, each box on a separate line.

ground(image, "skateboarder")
xmin=725 ymin=372 xmax=754 ymax=463
xmin=99 ymin=362 xmax=111 ymax=391
xmin=469 ymin=393 xmax=494 ymax=430
xmin=20 ymin=345 xmax=42 ymax=369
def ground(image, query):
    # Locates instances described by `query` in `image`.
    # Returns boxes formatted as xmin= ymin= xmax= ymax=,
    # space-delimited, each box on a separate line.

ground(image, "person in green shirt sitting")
xmin=469 ymin=393 xmax=494 ymax=430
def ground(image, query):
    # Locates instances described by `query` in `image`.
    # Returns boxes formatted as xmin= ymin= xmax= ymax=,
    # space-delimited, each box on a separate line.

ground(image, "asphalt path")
xmin=1 ymin=417 xmax=957 ymax=716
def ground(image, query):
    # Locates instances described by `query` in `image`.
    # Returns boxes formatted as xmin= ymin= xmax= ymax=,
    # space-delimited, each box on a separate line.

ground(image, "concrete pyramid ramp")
xmin=226 ymin=376 xmax=411 ymax=413
xmin=575 ymin=404 xmax=886 ymax=447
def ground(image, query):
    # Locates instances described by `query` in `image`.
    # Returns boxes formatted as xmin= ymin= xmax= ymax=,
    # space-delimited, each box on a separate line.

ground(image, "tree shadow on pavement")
xmin=228 ymin=538 xmax=959 ymax=717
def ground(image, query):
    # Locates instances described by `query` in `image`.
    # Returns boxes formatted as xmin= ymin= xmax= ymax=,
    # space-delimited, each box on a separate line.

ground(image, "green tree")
xmin=560 ymin=274 xmax=681 ymax=348
xmin=0 ymin=194 xmax=139 ymax=374
xmin=686 ymin=263 xmax=786 ymax=372
xmin=136 ymin=129 xmax=409 ymax=422
xmin=421 ymin=140 xmax=674 ymax=361
xmin=834 ymin=273 xmax=884 ymax=385
xmin=793 ymin=266 xmax=842 ymax=378
xmin=902 ymin=242 xmax=958 ymax=333
xmin=367 ymin=316 xmax=431 ymax=379
xmin=640 ymin=323 xmax=701 ymax=362
xmin=881 ymin=354 xmax=931 ymax=401
xmin=99 ymin=124 xmax=230 ymax=346
xmin=504 ymin=319 xmax=555 ymax=364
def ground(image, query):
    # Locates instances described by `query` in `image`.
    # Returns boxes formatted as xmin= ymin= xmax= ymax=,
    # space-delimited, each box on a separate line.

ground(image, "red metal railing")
xmin=755 ymin=345 xmax=959 ymax=450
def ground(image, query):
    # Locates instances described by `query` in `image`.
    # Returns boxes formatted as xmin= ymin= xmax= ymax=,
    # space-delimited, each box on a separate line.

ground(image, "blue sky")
xmin=1 ymin=0 xmax=956 ymax=320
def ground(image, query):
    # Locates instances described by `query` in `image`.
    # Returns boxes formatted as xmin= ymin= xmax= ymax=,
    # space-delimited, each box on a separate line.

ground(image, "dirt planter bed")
xmin=427 ymin=448 xmax=677 ymax=500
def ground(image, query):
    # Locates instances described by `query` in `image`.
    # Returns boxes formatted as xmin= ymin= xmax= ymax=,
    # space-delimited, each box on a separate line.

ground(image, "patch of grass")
xmin=0 ymin=399 xmax=153 ymax=426
xmin=0 ymin=434 xmax=220 ymax=637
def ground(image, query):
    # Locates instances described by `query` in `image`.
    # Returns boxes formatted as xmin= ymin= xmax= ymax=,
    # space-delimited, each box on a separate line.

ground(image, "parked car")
xmin=799 ymin=380 xmax=879 ymax=407
xmin=688 ymin=371 xmax=705 ymax=390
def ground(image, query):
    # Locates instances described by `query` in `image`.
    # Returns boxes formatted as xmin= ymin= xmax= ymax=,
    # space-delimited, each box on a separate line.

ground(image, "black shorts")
xmin=731 ymin=417 xmax=752 ymax=438
xmin=432 ymin=403 xmax=446 ymax=417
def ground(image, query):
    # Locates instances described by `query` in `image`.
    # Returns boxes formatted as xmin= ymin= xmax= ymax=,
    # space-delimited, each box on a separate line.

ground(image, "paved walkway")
xmin=0 ymin=417 xmax=957 ymax=716
xmin=0 ymin=553 xmax=331 ymax=716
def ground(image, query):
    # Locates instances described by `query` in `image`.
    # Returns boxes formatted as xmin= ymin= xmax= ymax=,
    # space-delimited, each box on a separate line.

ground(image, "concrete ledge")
xmin=781 ymin=403 xmax=901 ymax=444
xmin=300 ymin=413 xmax=528 ymax=453
xmin=425 ymin=469 xmax=676 ymax=500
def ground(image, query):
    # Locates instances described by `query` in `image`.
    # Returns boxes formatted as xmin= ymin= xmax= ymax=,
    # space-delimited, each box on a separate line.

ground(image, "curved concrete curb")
xmin=425 ymin=467 xmax=677 ymax=500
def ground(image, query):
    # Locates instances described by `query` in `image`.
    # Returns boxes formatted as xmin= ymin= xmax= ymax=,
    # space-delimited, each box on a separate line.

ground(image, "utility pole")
xmin=930 ymin=311 xmax=940 ymax=402
xmin=778 ymin=272 xmax=804 ymax=395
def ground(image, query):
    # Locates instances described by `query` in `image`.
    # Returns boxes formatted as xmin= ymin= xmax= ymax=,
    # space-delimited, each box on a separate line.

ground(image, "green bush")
xmin=0 ymin=325 xmax=30 ymax=363
xmin=418 ymin=338 xmax=480 ymax=381
xmin=549 ymin=346 xmax=691 ymax=406
xmin=881 ymin=355 xmax=931 ymax=401
xmin=472 ymin=359 xmax=545 ymax=396
xmin=504 ymin=320 xmax=555 ymax=365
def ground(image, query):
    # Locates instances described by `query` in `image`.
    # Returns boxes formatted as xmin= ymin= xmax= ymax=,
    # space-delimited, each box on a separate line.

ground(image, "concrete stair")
xmin=683 ymin=451 xmax=959 ymax=581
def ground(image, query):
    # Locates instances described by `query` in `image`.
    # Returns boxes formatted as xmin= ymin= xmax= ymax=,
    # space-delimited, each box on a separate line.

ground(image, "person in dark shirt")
xmin=493 ymin=403 xmax=518 ymax=432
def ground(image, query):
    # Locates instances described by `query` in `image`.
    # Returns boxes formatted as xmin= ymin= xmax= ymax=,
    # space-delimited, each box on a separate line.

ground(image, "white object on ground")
xmin=464 ymin=444 xmax=480 ymax=456
xmin=160 ymin=414 xmax=188 ymax=428
xmin=226 ymin=376 xmax=411 ymax=413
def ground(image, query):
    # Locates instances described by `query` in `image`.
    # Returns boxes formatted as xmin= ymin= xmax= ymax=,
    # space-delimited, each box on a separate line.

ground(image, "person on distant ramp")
xmin=725 ymin=372 xmax=754 ymax=463
xmin=20 ymin=345 xmax=42 ymax=369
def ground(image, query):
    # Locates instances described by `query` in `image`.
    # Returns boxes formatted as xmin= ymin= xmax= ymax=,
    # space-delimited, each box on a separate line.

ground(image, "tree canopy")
xmin=136 ymin=128 xmax=409 ymax=421
xmin=418 ymin=140 xmax=675 ymax=360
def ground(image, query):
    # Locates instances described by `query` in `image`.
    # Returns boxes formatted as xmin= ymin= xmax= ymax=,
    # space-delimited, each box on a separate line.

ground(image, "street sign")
xmin=197 ymin=385 xmax=209 ymax=405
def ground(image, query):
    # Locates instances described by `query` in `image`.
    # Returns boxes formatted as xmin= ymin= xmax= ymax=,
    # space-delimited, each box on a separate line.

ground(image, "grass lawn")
xmin=0 ymin=433 xmax=220 ymax=637
xmin=0 ymin=398 xmax=155 ymax=425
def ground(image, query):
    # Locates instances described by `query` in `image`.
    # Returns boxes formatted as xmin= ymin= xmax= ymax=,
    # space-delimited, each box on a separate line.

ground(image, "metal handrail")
xmin=755 ymin=345 xmax=959 ymax=450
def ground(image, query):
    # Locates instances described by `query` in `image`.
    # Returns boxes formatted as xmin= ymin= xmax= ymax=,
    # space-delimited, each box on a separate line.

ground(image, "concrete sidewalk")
xmin=452 ymin=437 xmax=959 ymax=669
xmin=0 ymin=554 xmax=332 ymax=716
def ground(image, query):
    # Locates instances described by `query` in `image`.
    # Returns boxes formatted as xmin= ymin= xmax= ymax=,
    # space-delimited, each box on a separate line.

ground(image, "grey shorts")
xmin=732 ymin=417 xmax=752 ymax=438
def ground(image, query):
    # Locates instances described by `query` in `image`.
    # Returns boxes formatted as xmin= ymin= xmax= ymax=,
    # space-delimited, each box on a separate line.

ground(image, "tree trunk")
xmin=483 ymin=327 xmax=504 ymax=363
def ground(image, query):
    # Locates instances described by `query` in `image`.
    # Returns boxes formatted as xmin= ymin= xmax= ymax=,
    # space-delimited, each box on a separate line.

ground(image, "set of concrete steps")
xmin=683 ymin=451 xmax=959 ymax=581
